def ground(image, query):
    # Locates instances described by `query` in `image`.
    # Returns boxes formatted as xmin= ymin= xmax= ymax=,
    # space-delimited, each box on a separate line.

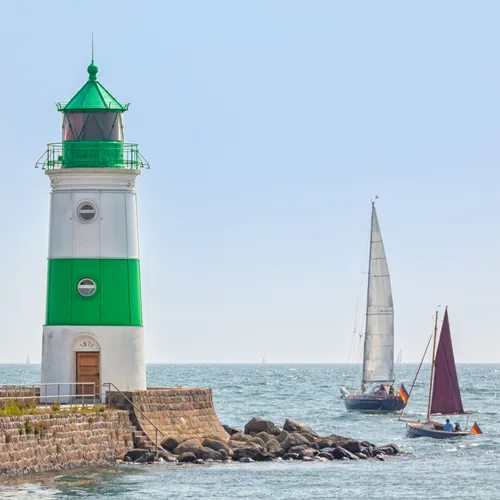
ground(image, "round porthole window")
xmin=77 ymin=278 xmax=96 ymax=297
xmin=76 ymin=201 xmax=97 ymax=223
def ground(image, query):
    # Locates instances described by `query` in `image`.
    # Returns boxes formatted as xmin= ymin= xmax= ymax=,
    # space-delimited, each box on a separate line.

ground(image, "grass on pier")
xmin=0 ymin=400 xmax=111 ymax=417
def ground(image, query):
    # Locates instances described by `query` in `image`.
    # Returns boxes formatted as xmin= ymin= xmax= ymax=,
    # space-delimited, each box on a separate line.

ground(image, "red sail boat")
xmin=405 ymin=308 xmax=483 ymax=438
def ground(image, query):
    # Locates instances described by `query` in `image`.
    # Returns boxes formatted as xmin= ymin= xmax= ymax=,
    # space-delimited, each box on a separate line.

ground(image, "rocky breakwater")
xmin=125 ymin=417 xmax=402 ymax=465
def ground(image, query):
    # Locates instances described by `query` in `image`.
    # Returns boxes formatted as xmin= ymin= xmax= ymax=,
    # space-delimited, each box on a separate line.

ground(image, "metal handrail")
xmin=35 ymin=142 xmax=150 ymax=170
xmin=102 ymin=382 xmax=164 ymax=455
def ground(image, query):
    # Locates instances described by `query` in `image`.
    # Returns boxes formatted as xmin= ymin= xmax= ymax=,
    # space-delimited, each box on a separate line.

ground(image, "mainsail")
xmin=430 ymin=308 xmax=465 ymax=415
xmin=362 ymin=203 xmax=394 ymax=384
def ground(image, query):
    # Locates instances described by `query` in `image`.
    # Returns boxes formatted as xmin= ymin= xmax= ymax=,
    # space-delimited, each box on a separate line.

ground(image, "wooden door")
xmin=76 ymin=352 xmax=100 ymax=396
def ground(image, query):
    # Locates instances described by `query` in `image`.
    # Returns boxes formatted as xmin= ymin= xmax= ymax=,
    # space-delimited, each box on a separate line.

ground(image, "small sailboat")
xmin=405 ymin=308 xmax=483 ymax=438
xmin=340 ymin=201 xmax=408 ymax=413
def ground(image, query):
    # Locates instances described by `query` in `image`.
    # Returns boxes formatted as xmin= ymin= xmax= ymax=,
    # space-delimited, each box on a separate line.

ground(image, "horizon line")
xmin=1 ymin=361 xmax=498 ymax=365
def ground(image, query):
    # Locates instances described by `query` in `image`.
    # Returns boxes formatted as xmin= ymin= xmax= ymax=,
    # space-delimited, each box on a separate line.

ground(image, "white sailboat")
xmin=340 ymin=201 xmax=408 ymax=412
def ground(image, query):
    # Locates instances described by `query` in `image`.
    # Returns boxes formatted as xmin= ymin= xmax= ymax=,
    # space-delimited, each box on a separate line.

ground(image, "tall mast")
xmin=426 ymin=310 xmax=439 ymax=422
xmin=361 ymin=201 xmax=375 ymax=392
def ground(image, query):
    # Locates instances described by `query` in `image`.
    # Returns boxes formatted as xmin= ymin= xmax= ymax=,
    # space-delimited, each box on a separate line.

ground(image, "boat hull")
xmin=406 ymin=421 xmax=471 ymax=439
xmin=342 ymin=394 xmax=406 ymax=413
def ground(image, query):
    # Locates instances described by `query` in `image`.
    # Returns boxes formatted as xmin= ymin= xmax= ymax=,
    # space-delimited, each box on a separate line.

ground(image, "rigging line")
xmin=398 ymin=332 xmax=434 ymax=421
xmin=346 ymin=227 xmax=371 ymax=389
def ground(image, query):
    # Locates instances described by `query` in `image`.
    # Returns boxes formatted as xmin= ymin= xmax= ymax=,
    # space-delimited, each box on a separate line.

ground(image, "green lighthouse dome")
xmin=36 ymin=59 xmax=148 ymax=170
xmin=58 ymin=60 xmax=129 ymax=112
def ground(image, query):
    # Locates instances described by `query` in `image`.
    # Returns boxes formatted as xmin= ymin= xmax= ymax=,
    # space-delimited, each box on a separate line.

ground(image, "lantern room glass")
xmin=62 ymin=112 xmax=124 ymax=141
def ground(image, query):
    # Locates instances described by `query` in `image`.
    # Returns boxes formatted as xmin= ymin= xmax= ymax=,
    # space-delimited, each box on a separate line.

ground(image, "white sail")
xmin=362 ymin=204 xmax=394 ymax=383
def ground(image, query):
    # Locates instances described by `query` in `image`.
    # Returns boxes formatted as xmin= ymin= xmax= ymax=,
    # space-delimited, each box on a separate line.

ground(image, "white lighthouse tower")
xmin=38 ymin=59 xmax=148 ymax=400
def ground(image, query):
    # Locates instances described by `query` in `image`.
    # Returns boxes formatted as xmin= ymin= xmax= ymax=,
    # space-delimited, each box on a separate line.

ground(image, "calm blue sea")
xmin=0 ymin=363 xmax=498 ymax=499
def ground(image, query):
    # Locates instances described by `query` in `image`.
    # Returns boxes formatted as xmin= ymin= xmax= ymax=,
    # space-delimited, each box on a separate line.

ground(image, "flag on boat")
xmin=471 ymin=422 xmax=483 ymax=435
xmin=398 ymin=383 xmax=409 ymax=404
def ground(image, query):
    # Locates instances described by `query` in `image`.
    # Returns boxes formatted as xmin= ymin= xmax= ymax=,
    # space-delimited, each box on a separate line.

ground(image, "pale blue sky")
xmin=0 ymin=1 xmax=498 ymax=363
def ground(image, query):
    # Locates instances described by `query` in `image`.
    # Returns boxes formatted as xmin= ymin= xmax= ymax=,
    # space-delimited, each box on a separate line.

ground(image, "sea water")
xmin=0 ymin=363 xmax=498 ymax=499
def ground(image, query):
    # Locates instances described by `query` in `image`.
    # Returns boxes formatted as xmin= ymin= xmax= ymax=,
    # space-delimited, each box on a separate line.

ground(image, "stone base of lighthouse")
xmin=41 ymin=326 xmax=146 ymax=403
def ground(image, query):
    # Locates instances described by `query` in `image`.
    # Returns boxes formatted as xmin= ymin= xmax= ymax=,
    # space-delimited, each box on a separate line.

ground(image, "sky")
xmin=0 ymin=1 xmax=498 ymax=363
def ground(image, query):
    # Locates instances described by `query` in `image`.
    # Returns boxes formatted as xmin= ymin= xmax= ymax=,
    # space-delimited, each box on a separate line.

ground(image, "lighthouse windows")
xmin=76 ymin=201 xmax=97 ymax=223
xmin=77 ymin=278 xmax=96 ymax=297
xmin=62 ymin=112 xmax=124 ymax=141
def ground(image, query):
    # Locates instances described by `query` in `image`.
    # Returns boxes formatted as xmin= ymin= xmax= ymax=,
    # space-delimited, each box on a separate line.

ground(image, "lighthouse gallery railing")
xmin=35 ymin=142 xmax=150 ymax=170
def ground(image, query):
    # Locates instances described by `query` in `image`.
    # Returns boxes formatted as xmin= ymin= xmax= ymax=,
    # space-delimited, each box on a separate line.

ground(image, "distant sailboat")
xmin=396 ymin=349 xmax=403 ymax=365
xmin=25 ymin=356 xmax=30 ymax=364
xmin=261 ymin=356 xmax=267 ymax=364
xmin=340 ymin=201 xmax=408 ymax=412
xmin=405 ymin=308 xmax=483 ymax=438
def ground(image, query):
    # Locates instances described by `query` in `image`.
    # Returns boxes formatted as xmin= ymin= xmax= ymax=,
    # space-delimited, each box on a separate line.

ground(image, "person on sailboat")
xmin=376 ymin=384 xmax=387 ymax=396
xmin=388 ymin=385 xmax=394 ymax=395
xmin=443 ymin=419 xmax=453 ymax=432
xmin=454 ymin=422 xmax=461 ymax=432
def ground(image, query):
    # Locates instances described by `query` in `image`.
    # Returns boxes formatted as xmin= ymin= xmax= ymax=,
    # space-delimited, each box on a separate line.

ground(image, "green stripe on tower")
xmin=46 ymin=259 xmax=142 ymax=326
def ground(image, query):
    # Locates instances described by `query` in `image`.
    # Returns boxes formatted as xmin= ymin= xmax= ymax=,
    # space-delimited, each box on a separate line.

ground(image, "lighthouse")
xmin=38 ymin=59 xmax=148 ymax=401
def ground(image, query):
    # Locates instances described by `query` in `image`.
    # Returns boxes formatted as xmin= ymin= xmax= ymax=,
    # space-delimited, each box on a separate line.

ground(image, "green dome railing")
xmin=36 ymin=142 xmax=150 ymax=170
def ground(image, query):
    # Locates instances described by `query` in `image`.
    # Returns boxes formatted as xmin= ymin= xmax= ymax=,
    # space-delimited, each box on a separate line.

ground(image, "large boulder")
xmin=223 ymin=425 xmax=242 ymax=436
xmin=230 ymin=432 xmax=252 ymax=443
xmin=158 ymin=450 xmax=177 ymax=462
xmin=316 ymin=438 xmax=334 ymax=449
xmin=266 ymin=439 xmax=282 ymax=455
xmin=373 ymin=444 xmax=398 ymax=456
xmin=240 ymin=441 xmax=264 ymax=451
xmin=228 ymin=441 xmax=244 ymax=450
xmin=317 ymin=452 xmax=334 ymax=461
xmin=173 ymin=438 xmax=202 ymax=455
xmin=281 ymin=433 xmax=310 ymax=450
xmin=249 ymin=437 xmax=267 ymax=448
xmin=232 ymin=446 xmax=268 ymax=461
xmin=288 ymin=444 xmax=310 ymax=453
xmin=301 ymin=432 xmax=318 ymax=442
xmin=252 ymin=451 xmax=275 ymax=462
xmin=217 ymin=449 xmax=229 ymax=461
xmin=329 ymin=435 xmax=365 ymax=454
xmin=161 ymin=437 xmax=182 ymax=451
xmin=134 ymin=452 xmax=155 ymax=463
xmin=360 ymin=440 xmax=376 ymax=448
xmin=341 ymin=440 xmax=363 ymax=454
xmin=282 ymin=452 xmax=300 ymax=460
xmin=283 ymin=419 xmax=318 ymax=436
xmin=244 ymin=417 xmax=280 ymax=436
xmin=276 ymin=430 xmax=289 ymax=443
xmin=288 ymin=445 xmax=315 ymax=458
xmin=197 ymin=447 xmax=224 ymax=461
xmin=383 ymin=443 xmax=400 ymax=455
xmin=178 ymin=452 xmax=197 ymax=463
xmin=202 ymin=438 xmax=230 ymax=455
xmin=331 ymin=446 xmax=359 ymax=460
xmin=124 ymin=449 xmax=149 ymax=462
xmin=253 ymin=431 xmax=274 ymax=443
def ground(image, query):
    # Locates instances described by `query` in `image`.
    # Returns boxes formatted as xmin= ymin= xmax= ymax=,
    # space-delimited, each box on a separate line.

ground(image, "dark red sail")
xmin=430 ymin=308 xmax=465 ymax=415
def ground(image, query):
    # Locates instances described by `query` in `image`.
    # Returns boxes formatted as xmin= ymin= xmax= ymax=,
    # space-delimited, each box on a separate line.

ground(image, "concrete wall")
xmin=108 ymin=388 xmax=230 ymax=443
xmin=0 ymin=411 xmax=133 ymax=476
